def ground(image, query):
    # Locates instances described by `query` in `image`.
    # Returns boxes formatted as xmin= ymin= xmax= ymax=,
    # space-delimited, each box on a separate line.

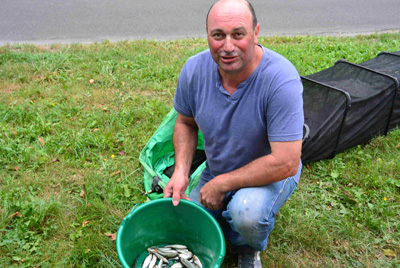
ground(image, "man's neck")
xmin=219 ymin=45 xmax=263 ymax=95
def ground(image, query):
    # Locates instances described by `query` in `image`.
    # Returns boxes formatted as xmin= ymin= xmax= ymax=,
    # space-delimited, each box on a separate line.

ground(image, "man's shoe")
xmin=237 ymin=246 xmax=262 ymax=268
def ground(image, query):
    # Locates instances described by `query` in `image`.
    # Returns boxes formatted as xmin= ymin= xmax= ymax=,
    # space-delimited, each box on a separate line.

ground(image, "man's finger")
xmin=182 ymin=195 xmax=191 ymax=201
xmin=163 ymin=185 xmax=172 ymax=198
xmin=172 ymin=191 xmax=180 ymax=206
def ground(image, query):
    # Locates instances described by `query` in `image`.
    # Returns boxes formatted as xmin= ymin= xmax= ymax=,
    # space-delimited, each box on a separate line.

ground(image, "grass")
xmin=0 ymin=32 xmax=400 ymax=267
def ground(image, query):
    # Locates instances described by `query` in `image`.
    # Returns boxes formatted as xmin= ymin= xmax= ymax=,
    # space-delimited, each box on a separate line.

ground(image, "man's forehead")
xmin=207 ymin=15 xmax=252 ymax=34
xmin=208 ymin=11 xmax=252 ymax=31
xmin=207 ymin=0 xmax=252 ymax=23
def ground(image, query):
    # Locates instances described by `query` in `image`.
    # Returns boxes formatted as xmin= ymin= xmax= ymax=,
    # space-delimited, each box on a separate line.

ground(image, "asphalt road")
xmin=1 ymin=0 xmax=400 ymax=45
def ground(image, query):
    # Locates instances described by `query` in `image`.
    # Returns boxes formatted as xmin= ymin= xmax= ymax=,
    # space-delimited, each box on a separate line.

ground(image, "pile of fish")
xmin=136 ymin=244 xmax=203 ymax=268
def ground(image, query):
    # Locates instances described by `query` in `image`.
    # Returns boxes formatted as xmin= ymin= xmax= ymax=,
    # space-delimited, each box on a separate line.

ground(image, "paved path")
xmin=1 ymin=0 xmax=399 ymax=45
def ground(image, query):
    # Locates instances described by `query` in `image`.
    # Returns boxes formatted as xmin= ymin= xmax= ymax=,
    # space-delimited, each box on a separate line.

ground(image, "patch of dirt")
xmin=0 ymin=83 xmax=21 ymax=94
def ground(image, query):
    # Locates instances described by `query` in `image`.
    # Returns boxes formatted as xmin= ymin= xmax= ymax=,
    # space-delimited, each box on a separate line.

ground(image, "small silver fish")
xmin=157 ymin=250 xmax=178 ymax=258
xmin=180 ymin=257 xmax=196 ymax=268
xmin=178 ymin=252 xmax=193 ymax=260
xmin=148 ymin=254 xmax=157 ymax=268
xmin=168 ymin=244 xmax=188 ymax=250
xmin=139 ymin=244 xmax=200 ymax=268
xmin=170 ymin=263 xmax=184 ymax=268
xmin=177 ymin=249 xmax=191 ymax=254
xmin=153 ymin=252 xmax=168 ymax=264
xmin=158 ymin=247 xmax=178 ymax=252
xmin=157 ymin=258 xmax=163 ymax=268
xmin=142 ymin=253 xmax=153 ymax=268
xmin=193 ymin=255 xmax=203 ymax=268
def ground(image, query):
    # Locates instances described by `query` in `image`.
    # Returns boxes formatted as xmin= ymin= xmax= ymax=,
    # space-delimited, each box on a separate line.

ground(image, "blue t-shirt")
xmin=173 ymin=46 xmax=304 ymax=183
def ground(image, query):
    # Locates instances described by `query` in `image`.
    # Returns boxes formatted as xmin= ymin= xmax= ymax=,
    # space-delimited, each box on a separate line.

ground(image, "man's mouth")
xmin=220 ymin=55 xmax=237 ymax=63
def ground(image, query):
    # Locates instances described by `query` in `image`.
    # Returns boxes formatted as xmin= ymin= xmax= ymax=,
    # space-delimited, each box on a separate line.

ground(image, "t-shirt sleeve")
xmin=267 ymin=78 xmax=304 ymax=142
xmin=173 ymin=63 xmax=194 ymax=118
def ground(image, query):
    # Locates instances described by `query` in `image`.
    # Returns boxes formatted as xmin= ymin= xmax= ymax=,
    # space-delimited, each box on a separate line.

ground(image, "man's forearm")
xmin=211 ymin=140 xmax=302 ymax=193
xmin=172 ymin=115 xmax=199 ymax=177
xmin=215 ymin=154 xmax=298 ymax=193
xmin=163 ymin=114 xmax=199 ymax=204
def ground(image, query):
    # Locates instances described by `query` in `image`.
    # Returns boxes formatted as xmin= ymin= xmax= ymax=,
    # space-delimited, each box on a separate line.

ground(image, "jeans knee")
xmin=223 ymin=189 xmax=277 ymax=250
xmin=226 ymin=197 xmax=268 ymax=231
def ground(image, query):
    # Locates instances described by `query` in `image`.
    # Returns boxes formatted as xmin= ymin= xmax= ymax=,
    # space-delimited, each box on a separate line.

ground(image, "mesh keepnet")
xmin=359 ymin=52 xmax=400 ymax=130
xmin=302 ymin=57 xmax=399 ymax=164
xmin=301 ymin=77 xmax=350 ymax=164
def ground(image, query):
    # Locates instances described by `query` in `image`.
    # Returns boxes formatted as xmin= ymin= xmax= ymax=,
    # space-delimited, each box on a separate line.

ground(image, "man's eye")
xmin=213 ymin=33 xmax=223 ymax=39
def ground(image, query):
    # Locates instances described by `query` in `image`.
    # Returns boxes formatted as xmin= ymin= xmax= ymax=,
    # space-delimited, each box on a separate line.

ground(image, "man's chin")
xmin=218 ymin=64 xmax=243 ymax=74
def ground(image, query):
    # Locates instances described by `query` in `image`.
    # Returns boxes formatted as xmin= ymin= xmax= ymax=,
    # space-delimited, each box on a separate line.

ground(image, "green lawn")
xmin=1 ymin=32 xmax=399 ymax=267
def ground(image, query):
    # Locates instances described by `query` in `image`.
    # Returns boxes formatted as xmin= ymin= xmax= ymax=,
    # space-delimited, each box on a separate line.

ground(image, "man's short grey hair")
xmin=206 ymin=0 xmax=258 ymax=30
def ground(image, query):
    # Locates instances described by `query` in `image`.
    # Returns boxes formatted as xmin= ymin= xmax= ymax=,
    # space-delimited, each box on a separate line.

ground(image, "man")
xmin=164 ymin=0 xmax=304 ymax=267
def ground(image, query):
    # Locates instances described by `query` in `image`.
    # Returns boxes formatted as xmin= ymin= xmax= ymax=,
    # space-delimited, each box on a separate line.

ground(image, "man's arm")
xmin=163 ymin=113 xmax=199 ymax=206
xmin=199 ymin=139 xmax=302 ymax=210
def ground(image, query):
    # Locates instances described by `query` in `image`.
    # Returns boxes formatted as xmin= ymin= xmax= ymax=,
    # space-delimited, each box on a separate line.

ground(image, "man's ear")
xmin=254 ymin=23 xmax=260 ymax=44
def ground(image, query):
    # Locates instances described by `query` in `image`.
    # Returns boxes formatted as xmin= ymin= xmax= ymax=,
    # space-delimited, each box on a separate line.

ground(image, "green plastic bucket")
xmin=116 ymin=198 xmax=225 ymax=268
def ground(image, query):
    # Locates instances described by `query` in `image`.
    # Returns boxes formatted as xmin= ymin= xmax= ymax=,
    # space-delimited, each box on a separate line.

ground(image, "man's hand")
xmin=164 ymin=113 xmax=198 ymax=206
xmin=163 ymin=172 xmax=190 ymax=206
xmin=199 ymin=176 xmax=227 ymax=210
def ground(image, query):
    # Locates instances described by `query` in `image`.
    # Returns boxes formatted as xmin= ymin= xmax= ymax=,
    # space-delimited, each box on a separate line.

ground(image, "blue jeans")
xmin=189 ymin=176 xmax=298 ymax=251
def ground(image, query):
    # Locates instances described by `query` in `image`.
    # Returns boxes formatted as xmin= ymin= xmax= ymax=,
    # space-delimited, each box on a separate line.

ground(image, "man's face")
xmin=206 ymin=1 xmax=259 ymax=75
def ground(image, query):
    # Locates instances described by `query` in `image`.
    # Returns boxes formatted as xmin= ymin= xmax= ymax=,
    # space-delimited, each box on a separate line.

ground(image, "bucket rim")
xmin=116 ymin=198 xmax=226 ymax=268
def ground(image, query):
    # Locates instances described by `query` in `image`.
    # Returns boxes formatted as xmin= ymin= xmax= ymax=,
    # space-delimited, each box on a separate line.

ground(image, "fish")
xmin=180 ymin=257 xmax=196 ymax=268
xmin=153 ymin=252 xmax=168 ymax=264
xmin=133 ymin=244 xmax=202 ymax=268
xmin=178 ymin=252 xmax=193 ymax=260
xmin=156 ymin=250 xmax=178 ymax=258
xmin=193 ymin=255 xmax=203 ymax=268
xmin=177 ymin=249 xmax=191 ymax=254
xmin=142 ymin=253 xmax=153 ymax=268
xmin=157 ymin=258 xmax=163 ymax=268
xmin=157 ymin=247 xmax=178 ymax=253
xmin=168 ymin=244 xmax=188 ymax=250
xmin=170 ymin=263 xmax=184 ymax=268
xmin=148 ymin=254 xmax=157 ymax=268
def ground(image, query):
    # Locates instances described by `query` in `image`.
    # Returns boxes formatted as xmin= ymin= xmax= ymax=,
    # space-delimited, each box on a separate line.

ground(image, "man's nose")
xmin=223 ymin=36 xmax=235 ymax=53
